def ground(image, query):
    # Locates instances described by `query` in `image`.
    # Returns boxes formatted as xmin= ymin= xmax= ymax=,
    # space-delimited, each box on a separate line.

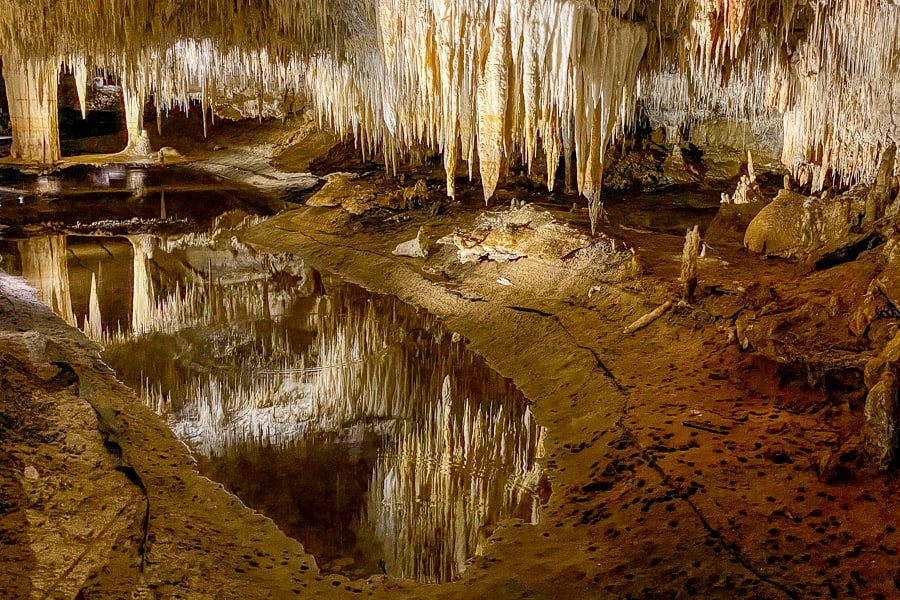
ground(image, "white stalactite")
xmin=17 ymin=235 xmax=75 ymax=326
xmin=1 ymin=1 xmax=899 ymax=201
xmin=4 ymin=54 xmax=61 ymax=164
xmin=73 ymin=57 xmax=89 ymax=120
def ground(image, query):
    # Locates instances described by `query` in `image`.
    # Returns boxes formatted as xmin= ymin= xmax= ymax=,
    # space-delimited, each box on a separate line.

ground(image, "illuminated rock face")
xmin=5 ymin=55 xmax=61 ymax=164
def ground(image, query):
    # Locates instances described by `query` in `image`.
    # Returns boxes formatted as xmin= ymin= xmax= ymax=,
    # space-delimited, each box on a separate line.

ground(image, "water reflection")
xmin=4 ymin=227 xmax=548 ymax=583
xmin=0 ymin=165 xmax=282 ymax=235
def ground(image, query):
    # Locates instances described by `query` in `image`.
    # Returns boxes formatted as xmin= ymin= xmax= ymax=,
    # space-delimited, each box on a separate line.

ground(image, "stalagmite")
xmin=4 ymin=54 xmax=61 ymax=164
xmin=623 ymin=301 xmax=672 ymax=335
xmin=680 ymin=225 xmax=701 ymax=303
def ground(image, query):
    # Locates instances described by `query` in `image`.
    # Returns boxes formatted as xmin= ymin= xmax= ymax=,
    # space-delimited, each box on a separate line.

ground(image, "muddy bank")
xmin=240 ymin=196 xmax=900 ymax=599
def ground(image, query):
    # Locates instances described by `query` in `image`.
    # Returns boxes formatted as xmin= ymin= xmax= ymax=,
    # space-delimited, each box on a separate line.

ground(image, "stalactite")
xmin=73 ymin=57 xmax=89 ymax=120
xmin=17 ymin=235 xmax=75 ymax=326
xmin=4 ymin=54 xmax=61 ymax=164
xmin=129 ymin=234 xmax=157 ymax=335
xmin=2 ymin=1 xmax=899 ymax=194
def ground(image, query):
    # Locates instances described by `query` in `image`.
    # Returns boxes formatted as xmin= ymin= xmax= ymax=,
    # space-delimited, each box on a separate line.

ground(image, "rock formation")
xmin=4 ymin=55 xmax=61 ymax=164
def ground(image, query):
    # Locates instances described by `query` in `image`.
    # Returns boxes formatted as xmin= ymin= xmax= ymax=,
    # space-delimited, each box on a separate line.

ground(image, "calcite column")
xmin=4 ymin=55 xmax=61 ymax=164
xmin=121 ymin=73 xmax=145 ymax=150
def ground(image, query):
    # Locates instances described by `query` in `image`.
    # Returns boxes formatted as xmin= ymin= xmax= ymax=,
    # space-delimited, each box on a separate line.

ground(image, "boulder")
xmin=306 ymin=174 xmax=375 ymax=214
xmin=392 ymin=227 xmax=433 ymax=259
xmin=744 ymin=188 xmax=866 ymax=258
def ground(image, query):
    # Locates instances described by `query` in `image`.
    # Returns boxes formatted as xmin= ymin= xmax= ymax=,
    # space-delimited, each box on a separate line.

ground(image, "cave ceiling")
xmin=2 ymin=0 xmax=899 ymax=230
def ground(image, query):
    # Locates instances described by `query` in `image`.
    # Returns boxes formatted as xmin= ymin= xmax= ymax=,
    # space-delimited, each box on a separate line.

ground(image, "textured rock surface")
xmin=437 ymin=204 xmax=618 ymax=264
xmin=305 ymin=174 xmax=373 ymax=214
xmin=744 ymin=189 xmax=865 ymax=258
xmin=865 ymin=368 xmax=900 ymax=470
xmin=393 ymin=226 xmax=432 ymax=258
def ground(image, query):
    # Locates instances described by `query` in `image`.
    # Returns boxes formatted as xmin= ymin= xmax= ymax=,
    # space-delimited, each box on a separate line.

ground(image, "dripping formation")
xmin=2 ymin=1 xmax=900 ymax=230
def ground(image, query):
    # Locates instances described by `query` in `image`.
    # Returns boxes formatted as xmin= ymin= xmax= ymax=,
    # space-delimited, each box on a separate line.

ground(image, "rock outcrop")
xmin=438 ymin=204 xmax=620 ymax=265
xmin=744 ymin=188 xmax=867 ymax=259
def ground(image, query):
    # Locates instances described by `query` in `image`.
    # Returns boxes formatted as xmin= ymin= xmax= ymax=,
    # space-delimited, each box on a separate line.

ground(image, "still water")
xmin=0 ymin=167 xmax=549 ymax=583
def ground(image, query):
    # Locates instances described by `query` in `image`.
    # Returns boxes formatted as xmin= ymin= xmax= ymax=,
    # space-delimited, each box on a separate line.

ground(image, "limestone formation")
xmin=83 ymin=272 xmax=103 ymax=342
xmin=681 ymin=225 xmax=701 ymax=302
xmin=864 ymin=368 xmax=900 ymax=471
xmin=305 ymin=174 xmax=375 ymax=214
xmin=5 ymin=55 xmax=61 ymax=164
xmin=134 ymin=130 xmax=152 ymax=156
xmin=17 ymin=235 xmax=75 ymax=326
xmin=863 ymin=144 xmax=896 ymax=228
xmin=2 ymin=1 xmax=900 ymax=216
xmin=437 ymin=204 xmax=618 ymax=264
xmin=744 ymin=189 xmax=867 ymax=259
xmin=392 ymin=227 xmax=433 ymax=259
xmin=121 ymin=72 xmax=146 ymax=152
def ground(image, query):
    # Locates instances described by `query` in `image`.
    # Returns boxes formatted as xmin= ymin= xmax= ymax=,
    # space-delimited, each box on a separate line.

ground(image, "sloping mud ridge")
xmin=2 ymin=165 xmax=900 ymax=599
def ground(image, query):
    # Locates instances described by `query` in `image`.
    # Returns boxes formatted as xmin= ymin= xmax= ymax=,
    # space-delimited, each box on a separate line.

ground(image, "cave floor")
xmin=2 ymin=172 xmax=900 ymax=599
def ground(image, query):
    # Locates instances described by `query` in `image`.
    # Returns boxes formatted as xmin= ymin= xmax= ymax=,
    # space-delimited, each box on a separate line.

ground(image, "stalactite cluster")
xmin=3 ymin=1 xmax=900 ymax=224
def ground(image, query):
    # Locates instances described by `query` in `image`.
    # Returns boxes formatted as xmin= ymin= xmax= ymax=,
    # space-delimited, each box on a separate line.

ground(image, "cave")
xmin=1 ymin=1 xmax=900 ymax=599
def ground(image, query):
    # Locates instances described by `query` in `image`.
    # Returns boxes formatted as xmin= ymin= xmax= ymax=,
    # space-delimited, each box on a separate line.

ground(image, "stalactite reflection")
xmin=9 ymin=229 xmax=547 ymax=583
